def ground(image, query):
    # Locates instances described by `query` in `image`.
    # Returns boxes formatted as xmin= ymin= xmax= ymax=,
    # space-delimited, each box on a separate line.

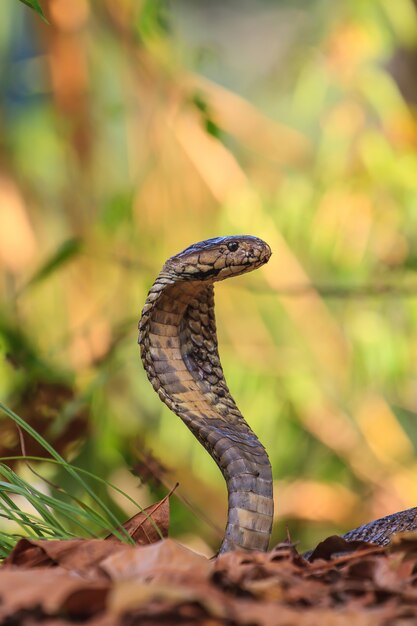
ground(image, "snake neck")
xmin=138 ymin=273 xmax=273 ymax=552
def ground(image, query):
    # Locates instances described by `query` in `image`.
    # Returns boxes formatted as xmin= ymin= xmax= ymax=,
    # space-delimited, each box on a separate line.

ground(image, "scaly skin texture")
xmin=139 ymin=235 xmax=417 ymax=553
xmin=342 ymin=507 xmax=417 ymax=545
xmin=138 ymin=236 xmax=274 ymax=553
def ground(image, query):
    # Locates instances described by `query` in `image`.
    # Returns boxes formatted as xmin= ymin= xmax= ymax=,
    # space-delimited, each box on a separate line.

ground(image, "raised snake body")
xmin=138 ymin=235 xmax=417 ymax=553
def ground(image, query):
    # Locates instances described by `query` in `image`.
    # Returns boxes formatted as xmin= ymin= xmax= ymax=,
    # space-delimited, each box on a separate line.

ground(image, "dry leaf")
xmin=108 ymin=580 xmax=229 ymax=621
xmin=2 ymin=535 xmax=417 ymax=624
xmin=106 ymin=493 xmax=170 ymax=545
xmin=3 ymin=538 xmax=130 ymax=579
xmin=102 ymin=538 xmax=212 ymax=583
xmin=0 ymin=568 xmax=109 ymax=622
xmin=307 ymin=534 xmax=377 ymax=562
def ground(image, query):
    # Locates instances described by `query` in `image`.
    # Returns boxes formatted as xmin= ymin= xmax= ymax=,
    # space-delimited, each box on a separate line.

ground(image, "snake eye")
xmin=227 ymin=241 xmax=239 ymax=252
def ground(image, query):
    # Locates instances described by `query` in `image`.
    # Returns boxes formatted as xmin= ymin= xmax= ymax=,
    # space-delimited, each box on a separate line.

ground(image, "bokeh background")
xmin=1 ymin=0 xmax=417 ymax=554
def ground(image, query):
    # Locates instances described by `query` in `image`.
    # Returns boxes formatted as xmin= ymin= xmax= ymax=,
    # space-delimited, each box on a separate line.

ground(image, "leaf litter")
xmin=2 ymin=499 xmax=417 ymax=626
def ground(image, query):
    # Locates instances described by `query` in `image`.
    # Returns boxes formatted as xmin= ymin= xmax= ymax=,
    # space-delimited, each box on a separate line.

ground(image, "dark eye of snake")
xmin=227 ymin=241 xmax=239 ymax=252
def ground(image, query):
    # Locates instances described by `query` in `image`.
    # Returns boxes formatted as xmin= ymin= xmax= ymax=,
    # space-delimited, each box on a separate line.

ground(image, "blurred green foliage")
xmin=1 ymin=0 xmax=417 ymax=554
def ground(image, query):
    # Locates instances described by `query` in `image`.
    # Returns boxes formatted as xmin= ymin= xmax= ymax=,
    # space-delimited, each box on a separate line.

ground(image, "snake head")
xmin=165 ymin=235 xmax=272 ymax=282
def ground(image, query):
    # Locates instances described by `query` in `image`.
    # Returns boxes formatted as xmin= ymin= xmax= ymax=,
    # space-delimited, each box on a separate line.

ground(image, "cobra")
xmin=138 ymin=235 xmax=417 ymax=553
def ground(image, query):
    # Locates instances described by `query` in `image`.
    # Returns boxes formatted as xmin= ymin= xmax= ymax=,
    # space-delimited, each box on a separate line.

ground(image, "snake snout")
xmin=260 ymin=243 xmax=272 ymax=263
xmin=246 ymin=240 xmax=271 ymax=266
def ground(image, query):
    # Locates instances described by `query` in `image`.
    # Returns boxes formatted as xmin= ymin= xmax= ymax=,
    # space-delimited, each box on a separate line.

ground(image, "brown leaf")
xmin=308 ymin=535 xmax=376 ymax=562
xmin=230 ymin=601 xmax=396 ymax=626
xmin=3 ymin=535 xmax=417 ymax=624
xmin=3 ymin=538 xmax=130 ymax=579
xmin=106 ymin=492 xmax=170 ymax=545
xmin=0 ymin=568 xmax=109 ymax=622
xmin=102 ymin=538 xmax=213 ymax=583
xmin=108 ymin=581 xmax=229 ymax=623
xmin=213 ymin=542 xmax=306 ymax=592
xmin=389 ymin=530 xmax=417 ymax=556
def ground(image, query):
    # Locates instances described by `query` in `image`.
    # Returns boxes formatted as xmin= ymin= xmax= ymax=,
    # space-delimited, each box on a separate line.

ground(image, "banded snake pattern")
xmin=138 ymin=235 xmax=417 ymax=553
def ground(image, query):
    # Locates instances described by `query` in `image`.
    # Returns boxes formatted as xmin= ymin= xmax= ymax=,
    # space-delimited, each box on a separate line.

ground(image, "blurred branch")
xmin=248 ymin=282 xmax=417 ymax=299
xmin=17 ymin=238 xmax=83 ymax=296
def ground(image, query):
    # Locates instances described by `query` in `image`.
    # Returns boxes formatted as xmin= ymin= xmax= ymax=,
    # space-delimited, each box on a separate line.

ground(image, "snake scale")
xmin=138 ymin=235 xmax=417 ymax=553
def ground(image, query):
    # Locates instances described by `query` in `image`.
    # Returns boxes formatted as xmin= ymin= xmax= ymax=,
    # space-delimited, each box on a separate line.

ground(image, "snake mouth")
xmin=252 ymin=254 xmax=271 ymax=269
xmin=182 ymin=257 xmax=269 ymax=281
xmin=232 ymin=249 xmax=271 ymax=273
xmin=183 ymin=267 xmax=222 ymax=281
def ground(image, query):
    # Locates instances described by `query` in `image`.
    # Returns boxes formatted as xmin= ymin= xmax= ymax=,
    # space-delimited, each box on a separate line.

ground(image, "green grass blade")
xmin=0 ymin=455 xmax=164 ymax=541
xmin=0 ymin=402 xmax=130 ymax=541
xmin=17 ymin=0 xmax=48 ymax=23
